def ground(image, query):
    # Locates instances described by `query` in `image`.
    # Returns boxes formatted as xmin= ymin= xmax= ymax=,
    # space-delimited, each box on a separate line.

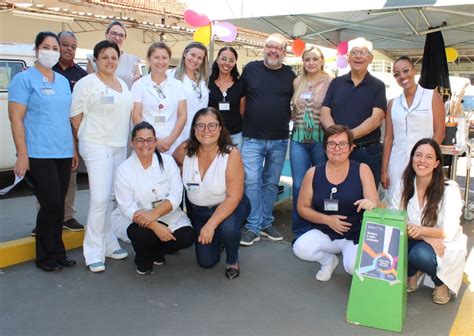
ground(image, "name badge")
xmin=324 ymin=199 xmax=339 ymax=212
xmin=152 ymin=199 xmax=164 ymax=209
xmin=300 ymin=92 xmax=312 ymax=100
xmin=219 ymin=102 xmax=230 ymax=111
xmin=154 ymin=115 xmax=166 ymax=125
xmin=101 ymin=96 xmax=115 ymax=104
xmin=41 ymin=87 xmax=55 ymax=95
xmin=186 ymin=182 xmax=200 ymax=193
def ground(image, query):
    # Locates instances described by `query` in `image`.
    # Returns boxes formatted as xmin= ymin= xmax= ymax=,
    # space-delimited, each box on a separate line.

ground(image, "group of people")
xmin=7 ymin=22 xmax=467 ymax=304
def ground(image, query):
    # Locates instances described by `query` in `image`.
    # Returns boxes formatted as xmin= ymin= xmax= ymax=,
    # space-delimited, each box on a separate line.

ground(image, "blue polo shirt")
xmin=8 ymin=67 xmax=73 ymax=159
xmin=323 ymin=71 xmax=387 ymax=144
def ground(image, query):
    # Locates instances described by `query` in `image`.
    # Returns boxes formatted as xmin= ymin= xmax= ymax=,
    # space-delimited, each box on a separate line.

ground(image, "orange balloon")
xmin=292 ymin=38 xmax=305 ymax=56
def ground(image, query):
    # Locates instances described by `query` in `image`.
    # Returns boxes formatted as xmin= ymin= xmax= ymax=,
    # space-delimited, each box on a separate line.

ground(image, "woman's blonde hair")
xmin=292 ymin=47 xmax=327 ymax=108
xmin=174 ymin=41 xmax=210 ymax=84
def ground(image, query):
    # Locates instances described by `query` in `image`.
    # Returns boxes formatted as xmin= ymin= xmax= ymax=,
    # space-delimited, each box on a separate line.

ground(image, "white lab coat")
xmin=387 ymin=85 xmax=434 ymax=199
xmin=131 ymin=74 xmax=186 ymax=154
xmin=390 ymin=180 xmax=467 ymax=295
xmin=167 ymin=68 xmax=209 ymax=145
xmin=112 ymin=151 xmax=191 ymax=243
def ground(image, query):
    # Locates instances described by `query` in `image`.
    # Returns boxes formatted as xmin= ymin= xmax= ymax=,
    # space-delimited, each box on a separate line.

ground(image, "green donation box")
xmin=346 ymin=208 xmax=408 ymax=332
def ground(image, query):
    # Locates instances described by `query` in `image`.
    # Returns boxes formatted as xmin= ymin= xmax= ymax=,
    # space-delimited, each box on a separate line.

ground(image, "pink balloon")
xmin=336 ymin=54 xmax=348 ymax=68
xmin=184 ymin=8 xmax=210 ymax=27
xmin=337 ymin=41 xmax=348 ymax=55
xmin=214 ymin=21 xmax=237 ymax=43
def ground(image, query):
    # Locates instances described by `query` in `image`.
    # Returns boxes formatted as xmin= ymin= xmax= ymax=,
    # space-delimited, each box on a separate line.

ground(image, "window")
xmin=0 ymin=60 xmax=26 ymax=91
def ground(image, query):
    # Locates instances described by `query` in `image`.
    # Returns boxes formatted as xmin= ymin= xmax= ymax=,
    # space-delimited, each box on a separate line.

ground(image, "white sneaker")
xmin=316 ymin=255 xmax=339 ymax=281
xmin=107 ymin=248 xmax=128 ymax=260
xmin=88 ymin=262 xmax=105 ymax=273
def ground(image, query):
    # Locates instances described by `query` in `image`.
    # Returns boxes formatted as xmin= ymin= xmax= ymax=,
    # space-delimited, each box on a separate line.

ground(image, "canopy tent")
xmin=191 ymin=0 xmax=474 ymax=65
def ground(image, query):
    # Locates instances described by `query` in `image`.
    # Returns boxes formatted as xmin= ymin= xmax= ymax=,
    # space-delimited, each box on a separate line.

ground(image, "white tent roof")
xmin=191 ymin=0 xmax=474 ymax=64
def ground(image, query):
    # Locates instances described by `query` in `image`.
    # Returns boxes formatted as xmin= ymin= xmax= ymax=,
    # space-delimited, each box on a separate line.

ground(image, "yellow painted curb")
xmin=450 ymin=287 xmax=473 ymax=336
xmin=0 ymin=231 xmax=84 ymax=268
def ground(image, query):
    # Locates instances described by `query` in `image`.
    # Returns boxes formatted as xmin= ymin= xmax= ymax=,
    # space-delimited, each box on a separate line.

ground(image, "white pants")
xmin=293 ymin=229 xmax=358 ymax=275
xmin=80 ymin=142 xmax=126 ymax=265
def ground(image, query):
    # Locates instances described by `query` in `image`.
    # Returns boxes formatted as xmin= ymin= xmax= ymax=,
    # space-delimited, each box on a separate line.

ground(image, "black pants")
xmin=127 ymin=224 xmax=194 ymax=270
xmin=28 ymin=158 xmax=72 ymax=267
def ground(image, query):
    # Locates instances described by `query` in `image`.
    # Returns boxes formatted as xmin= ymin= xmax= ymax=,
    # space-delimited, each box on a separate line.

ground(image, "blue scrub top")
xmin=8 ymin=67 xmax=73 ymax=159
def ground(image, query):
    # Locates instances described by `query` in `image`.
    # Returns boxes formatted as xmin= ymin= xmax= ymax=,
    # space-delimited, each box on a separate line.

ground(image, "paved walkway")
xmin=0 ymin=189 xmax=472 ymax=335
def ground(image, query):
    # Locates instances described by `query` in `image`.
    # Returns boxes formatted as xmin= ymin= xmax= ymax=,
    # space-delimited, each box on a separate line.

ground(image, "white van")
xmin=0 ymin=42 xmax=89 ymax=172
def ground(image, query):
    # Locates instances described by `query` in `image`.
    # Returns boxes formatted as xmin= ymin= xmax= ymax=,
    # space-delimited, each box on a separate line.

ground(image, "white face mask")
xmin=37 ymin=49 xmax=60 ymax=69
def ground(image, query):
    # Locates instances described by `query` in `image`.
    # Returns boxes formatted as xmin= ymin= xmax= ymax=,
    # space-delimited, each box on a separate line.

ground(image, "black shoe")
xmin=57 ymin=258 xmax=77 ymax=267
xmin=136 ymin=267 xmax=153 ymax=275
xmin=225 ymin=266 xmax=240 ymax=280
xmin=36 ymin=263 xmax=62 ymax=272
xmin=31 ymin=227 xmax=36 ymax=236
xmin=63 ymin=218 xmax=84 ymax=231
xmin=153 ymin=255 xmax=166 ymax=266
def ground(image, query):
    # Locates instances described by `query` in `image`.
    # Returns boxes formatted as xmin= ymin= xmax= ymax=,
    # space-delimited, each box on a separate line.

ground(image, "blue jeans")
xmin=290 ymin=140 xmax=326 ymax=239
xmin=241 ymin=138 xmax=288 ymax=234
xmin=350 ymin=142 xmax=382 ymax=187
xmin=186 ymin=196 xmax=250 ymax=267
xmin=230 ymin=132 xmax=243 ymax=151
xmin=408 ymin=239 xmax=443 ymax=286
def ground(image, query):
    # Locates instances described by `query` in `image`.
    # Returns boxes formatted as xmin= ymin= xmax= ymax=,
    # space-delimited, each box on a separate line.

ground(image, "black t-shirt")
xmin=241 ymin=61 xmax=296 ymax=140
xmin=208 ymin=79 xmax=245 ymax=134
xmin=53 ymin=62 xmax=88 ymax=92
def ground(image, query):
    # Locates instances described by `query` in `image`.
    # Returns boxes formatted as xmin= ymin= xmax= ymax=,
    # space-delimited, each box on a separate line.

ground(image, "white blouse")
xmin=390 ymin=180 xmax=467 ymax=294
xmin=131 ymin=74 xmax=186 ymax=153
xmin=114 ymin=152 xmax=191 ymax=233
xmin=168 ymin=69 xmax=209 ymax=144
xmin=71 ymin=73 xmax=133 ymax=147
xmin=182 ymin=152 xmax=228 ymax=207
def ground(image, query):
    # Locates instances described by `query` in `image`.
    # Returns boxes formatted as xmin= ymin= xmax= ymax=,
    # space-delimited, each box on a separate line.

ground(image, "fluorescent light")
xmin=12 ymin=10 xmax=74 ymax=22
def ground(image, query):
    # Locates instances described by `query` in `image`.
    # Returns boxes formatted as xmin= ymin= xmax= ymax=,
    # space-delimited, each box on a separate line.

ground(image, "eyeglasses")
xmin=153 ymin=84 xmax=166 ymax=99
xmin=134 ymin=137 xmax=156 ymax=145
xmin=195 ymin=122 xmax=219 ymax=132
xmin=326 ymin=141 xmax=350 ymax=149
xmin=349 ymin=50 xmax=371 ymax=57
xmin=264 ymin=44 xmax=285 ymax=52
xmin=109 ymin=31 xmax=126 ymax=39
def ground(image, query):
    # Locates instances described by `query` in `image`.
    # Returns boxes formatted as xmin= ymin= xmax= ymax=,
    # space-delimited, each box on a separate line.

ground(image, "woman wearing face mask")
xmin=86 ymin=20 xmax=141 ymax=89
xmin=131 ymin=42 xmax=187 ymax=155
xmin=381 ymin=56 xmax=445 ymax=200
xmin=290 ymin=47 xmax=332 ymax=240
xmin=8 ymin=31 xmax=78 ymax=272
xmin=169 ymin=42 xmax=210 ymax=146
xmin=71 ymin=40 xmax=134 ymax=273
xmin=208 ymin=46 xmax=245 ymax=150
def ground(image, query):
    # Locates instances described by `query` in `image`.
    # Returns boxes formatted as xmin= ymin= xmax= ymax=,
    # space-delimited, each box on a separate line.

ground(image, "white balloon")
xmin=293 ymin=21 xmax=307 ymax=37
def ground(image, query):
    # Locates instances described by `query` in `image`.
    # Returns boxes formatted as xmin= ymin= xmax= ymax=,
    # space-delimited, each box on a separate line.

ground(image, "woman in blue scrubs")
xmin=8 ymin=31 xmax=78 ymax=272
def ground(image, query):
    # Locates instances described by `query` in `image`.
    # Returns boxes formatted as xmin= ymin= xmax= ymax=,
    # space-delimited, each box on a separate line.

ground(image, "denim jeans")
xmin=408 ymin=239 xmax=443 ymax=286
xmin=186 ymin=196 xmax=250 ymax=267
xmin=349 ymin=142 xmax=382 ymax=187
xmin=290 ymin=140 xmax=326 ymax=239
xmin=241 ymin=138 xmax=288 ymax=234
xmin=230 ymin=132 xmax=243 ymax=152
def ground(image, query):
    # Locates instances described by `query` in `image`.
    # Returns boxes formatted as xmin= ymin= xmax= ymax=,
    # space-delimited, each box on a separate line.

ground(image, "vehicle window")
xmin=462 ymin=96 xmax=474 ymax=112
xmin=0 ymin=60 xmax=26 ymax=91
